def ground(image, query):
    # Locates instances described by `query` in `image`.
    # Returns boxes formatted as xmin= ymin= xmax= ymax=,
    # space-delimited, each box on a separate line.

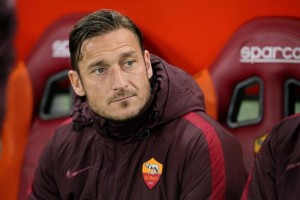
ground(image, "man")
xmin=242 ymin=113 xmax=300 ymax=200
xmin=30 ymin=9 xmax=247 ymax=199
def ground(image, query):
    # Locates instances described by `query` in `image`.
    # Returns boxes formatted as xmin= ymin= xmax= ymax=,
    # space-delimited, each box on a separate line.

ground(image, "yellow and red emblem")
xmin=142 ymin=157 xmax=163 ymax=189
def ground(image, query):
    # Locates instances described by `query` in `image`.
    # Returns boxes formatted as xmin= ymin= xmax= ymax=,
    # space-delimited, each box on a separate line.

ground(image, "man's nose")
xmin=110 ymin=68 xmax=128 ymax=90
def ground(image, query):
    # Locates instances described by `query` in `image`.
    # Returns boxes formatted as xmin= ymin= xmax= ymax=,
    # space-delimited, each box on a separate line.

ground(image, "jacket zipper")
xmin=105 ymin=142 xmax=118 ymax=200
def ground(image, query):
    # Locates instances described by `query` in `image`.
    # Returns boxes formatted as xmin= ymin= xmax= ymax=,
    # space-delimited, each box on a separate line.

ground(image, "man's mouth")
xmin=108 ymin=90 xmax=137 ymax=104
xmin=111 ymin=95 xmax=134 ymax=103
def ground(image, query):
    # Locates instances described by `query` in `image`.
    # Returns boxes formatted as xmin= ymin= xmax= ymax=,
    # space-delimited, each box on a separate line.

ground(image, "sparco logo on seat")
xmin=240 ymin=46 xmax=300 ymax=63
xmin=52 ymin=40 xmax=70 ymax=58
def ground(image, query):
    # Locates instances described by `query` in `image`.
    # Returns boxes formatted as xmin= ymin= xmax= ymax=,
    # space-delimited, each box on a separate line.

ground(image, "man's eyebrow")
xmin=87 ymin=60 xmax=107 ymax=69
xmin=87 ymin=51 xmax=139 ymax=69
xmin=120 ymin=51 xmax=138 ymax=60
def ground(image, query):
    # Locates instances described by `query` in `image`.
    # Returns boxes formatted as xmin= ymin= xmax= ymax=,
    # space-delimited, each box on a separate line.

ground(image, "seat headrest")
xmin=26 ymin=13 xmax=86 ymax=111
xmin=210 ymin=16 xmax=300 ymax=121
xmin=212 ymin=16 xmax=300 ymax=79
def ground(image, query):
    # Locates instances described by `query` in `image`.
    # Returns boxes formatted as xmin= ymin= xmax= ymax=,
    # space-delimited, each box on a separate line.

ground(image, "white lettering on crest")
xmin=52 ymin=40 xmax=70 ymax=58
xmin=240 ymin=46 xmax=300 ymax=63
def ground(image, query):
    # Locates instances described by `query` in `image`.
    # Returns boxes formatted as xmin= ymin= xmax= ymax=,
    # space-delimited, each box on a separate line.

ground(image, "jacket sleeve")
xmin=179 ymin=133 xmax=214 ymax=200
xmin=181 ymin=112 xmax=248 ymax=200
xmin=29 ymin=136 xmax=61 ymax=199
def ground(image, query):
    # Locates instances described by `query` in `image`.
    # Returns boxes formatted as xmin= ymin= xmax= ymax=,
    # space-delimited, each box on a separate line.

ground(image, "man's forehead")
xmin=87 ymin=50 xmax=141 ymax=67
xmin=82 ymin=32 xmax=138 ymax=53
xmin=82 ymin=28 xmax=139 ymax=48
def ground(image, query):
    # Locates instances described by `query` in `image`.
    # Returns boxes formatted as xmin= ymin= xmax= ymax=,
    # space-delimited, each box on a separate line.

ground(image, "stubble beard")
xmin=86 ymin=86 xmax=151 ymax=123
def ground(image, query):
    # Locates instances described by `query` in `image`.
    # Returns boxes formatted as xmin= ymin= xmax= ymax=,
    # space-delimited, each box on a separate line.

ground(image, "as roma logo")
xmin=142 ymin=157 xmax=163 ymax=189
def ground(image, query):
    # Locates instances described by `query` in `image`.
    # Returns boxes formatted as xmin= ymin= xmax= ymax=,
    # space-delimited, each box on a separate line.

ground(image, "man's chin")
xmin=95 ymin=97 xmax=151 ymax=123
xmin=103 ymin=110 xmax=141 ymax=123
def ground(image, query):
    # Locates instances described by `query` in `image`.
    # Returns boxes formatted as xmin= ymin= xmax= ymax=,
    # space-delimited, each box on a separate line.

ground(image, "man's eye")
xmin=125 ymin=60 xmax=135 ymax=67
xmin=127 ymin=61 xmax=134 ymax=66
xmin=94 ymin=67 xmax=105 ymax=74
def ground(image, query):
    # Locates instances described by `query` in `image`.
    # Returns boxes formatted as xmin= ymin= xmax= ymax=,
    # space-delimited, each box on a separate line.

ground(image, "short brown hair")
xmin=69 ymin=9 xmax=144 ymax=71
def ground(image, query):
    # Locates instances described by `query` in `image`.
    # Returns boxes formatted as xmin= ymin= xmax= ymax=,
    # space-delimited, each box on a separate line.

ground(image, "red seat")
xmin=197 ymin=16 xmax=300 ymax=172
xmin=17 ymin=13 xmax=86 ymax=199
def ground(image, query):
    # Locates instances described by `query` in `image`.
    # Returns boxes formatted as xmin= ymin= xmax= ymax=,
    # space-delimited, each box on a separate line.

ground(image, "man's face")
xmin=68 ymin=28 xmax=153 ymax=121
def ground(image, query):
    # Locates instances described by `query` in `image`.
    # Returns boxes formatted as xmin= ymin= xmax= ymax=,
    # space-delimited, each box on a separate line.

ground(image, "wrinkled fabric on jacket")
xmin=242 ymin=113 xmax=300 ymax=200
xmin=30 ymin=54 xmax=247 ymax=200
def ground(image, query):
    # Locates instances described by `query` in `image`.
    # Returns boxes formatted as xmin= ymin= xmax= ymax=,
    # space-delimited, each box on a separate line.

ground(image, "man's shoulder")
xmin=180 ymin=112 xmax=244 ymax=154
xmin=180 ymin=112 xmax=233 ymax=144
xmin=51 ymin=119 xmax=94 ymax=147
xmin=181 ymin=112 xmax=233 ymax=138
xmin=54 ymin=118 xmax=74 ymax=137
xmin=269 ymin=113 xmax=300 ymax=145
xmin=277 ymin=113 xmax=300 ymax=129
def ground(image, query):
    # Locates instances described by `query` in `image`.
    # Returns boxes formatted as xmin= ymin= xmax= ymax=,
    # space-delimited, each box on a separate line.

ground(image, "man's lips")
xmin=110 ymin=95 xmax=135 ymax=103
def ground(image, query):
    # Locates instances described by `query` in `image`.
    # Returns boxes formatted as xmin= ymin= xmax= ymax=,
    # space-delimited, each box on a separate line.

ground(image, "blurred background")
xmin=1 ymin=0 xmax=300 ymax=199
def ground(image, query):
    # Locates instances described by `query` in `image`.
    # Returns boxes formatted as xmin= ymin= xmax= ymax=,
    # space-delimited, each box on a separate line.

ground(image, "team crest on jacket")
xmin=142 ymin=158 xmax=163 ymax=189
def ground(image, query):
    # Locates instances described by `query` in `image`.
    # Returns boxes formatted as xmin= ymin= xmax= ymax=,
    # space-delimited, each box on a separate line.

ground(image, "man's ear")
xmin=68 ymin=70 xmax=86 ymax=96
xmin=144 ymin=50 xmax=153 ymax=79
